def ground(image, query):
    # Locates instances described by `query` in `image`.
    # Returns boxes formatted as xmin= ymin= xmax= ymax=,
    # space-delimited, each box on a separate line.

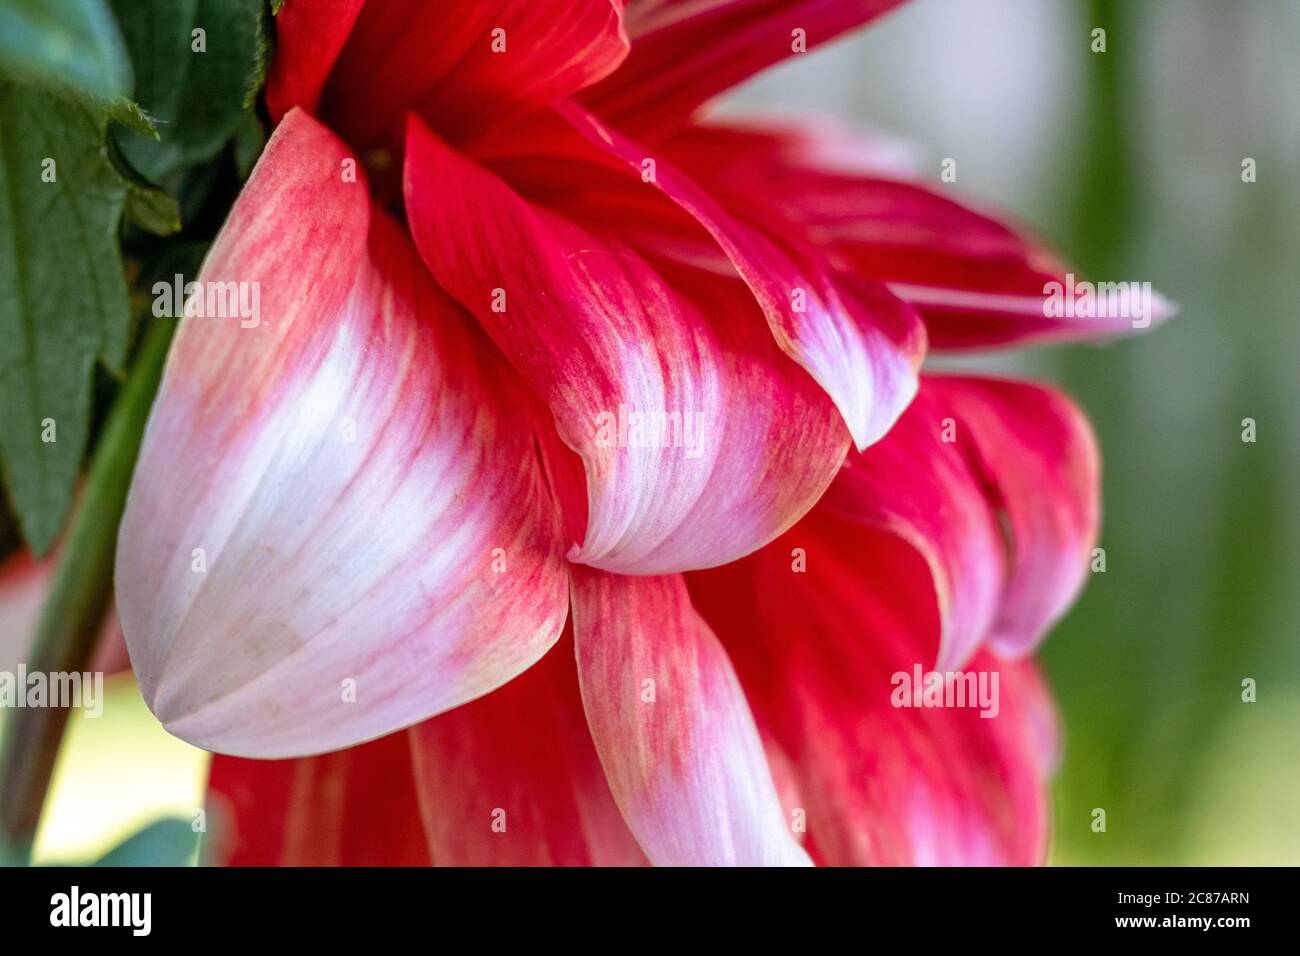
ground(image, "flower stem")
xmin=0 ymin=319 xmax=173 ymax=862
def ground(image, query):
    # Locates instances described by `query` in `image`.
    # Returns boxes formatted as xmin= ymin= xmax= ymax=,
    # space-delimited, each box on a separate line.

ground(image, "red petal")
xmin=116 ymin=109 xmax=568 ymax=757
xmin=207 ymin=732 xmax=429 ymax=865
xmin=264 ymin=0 xmax=365 ymax=122
xmin=572 ymin=567 xmax=810 ymax=865
xmin=408 ymin=628 xmax=647 ymax=866
xmin=317 ymin=0 xmax=628 ymax=152
xmin=405 ymin=115 xmax=849 ymax=574
xmin=582 ymin=0 xmax=909 ymax=141
xmin=661 ymin=121 xmax=1175 ymax=348
xmin=688 ymin=516 xmax=1059 ymax=866
xmin=820 ymin=375 xmax=1100 ymax=668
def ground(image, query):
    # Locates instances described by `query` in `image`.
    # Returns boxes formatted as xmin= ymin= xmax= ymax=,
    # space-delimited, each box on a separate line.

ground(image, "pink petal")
xmin=316 ymin=0 xmax=628 ymax=153
xmin=571 ymin=567 xmax=810 ymax=865
xmin=550 ymin=104 xmax=926 ymax=450
xmin=207 ymin=732 xmax=429 ymax=865
xmin=408 ymin=628 xmax=648 ymax=866
xmin=264 ymin=0 xmax=365 ymax=122
xmin=581 ymin=0 xmax=909 ymax=141
xmin=405 ymin=115 xmax=849 ymax=574
xmin=687 ymin=517 xmax=1060 ymax=866
xmin=819 ymin=374 xmax=1100 ymax=668
xmin=661 ymin=121 xmax=1175 ymax=348
xmin=116 ymin=109 xmax=568 ymax=757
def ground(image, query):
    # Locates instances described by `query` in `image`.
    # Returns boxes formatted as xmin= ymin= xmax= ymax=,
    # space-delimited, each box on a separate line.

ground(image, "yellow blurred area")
xmin=26 ymin=673 xmax=209 ymax=864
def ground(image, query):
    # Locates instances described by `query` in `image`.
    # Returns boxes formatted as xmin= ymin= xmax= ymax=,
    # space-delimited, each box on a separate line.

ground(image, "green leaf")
xmin=94 ymin=817 xmax=199 ymax=867
xmin=0 ymin=0 xmax=131 ymax=100
xmin=0 ymin=83 xmax=131 ymax=553
xmin=108 ymin=134 xmax=180 ymax=235
xmin=109 ymin=0 xmax=269 ymax=182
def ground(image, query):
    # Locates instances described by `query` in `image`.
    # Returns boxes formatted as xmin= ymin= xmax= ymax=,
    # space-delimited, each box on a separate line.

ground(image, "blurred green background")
xmin=5 ymin=0 xmax=1297 ymax=865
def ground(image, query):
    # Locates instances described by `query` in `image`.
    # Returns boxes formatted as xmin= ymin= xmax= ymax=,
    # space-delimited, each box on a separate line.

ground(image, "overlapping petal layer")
xmin=548 ymin=104 xmax=925 ymax=450
xmin=208 ymin=731 xmax=429 ymax=865
xmin=571 ymin=567 xmax=810 ymax=865
xmin=116 ymin=110 xmax=568 ymax=757
xmin=581 ymin=0 xmax=909 ymax=141
xmin=817 ymin=375 xmax=1099 ymax=669
xmin=687 ymin=492 xmax=1060 ymax=865
xmin=284 ymin=0 xmax=630 ymax=151
xmin=405 ymin=115 xmax=850 ymax=574
xmin=408 ymin=628 xmax=648 ymax=866
xmin=660 ymin=122 xmax=1174 ymax=347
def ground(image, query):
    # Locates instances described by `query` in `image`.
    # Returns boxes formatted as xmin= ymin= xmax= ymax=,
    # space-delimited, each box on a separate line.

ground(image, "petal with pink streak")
xmin=405 ymin=115 xmax=849 ymax=575
xmin=687 ymin=518 xmax=1059 ymax=866
xmin=581 ymin=0 xmax=909 ymax=141
xmin=660 ymin=121 xmax=1175 ymax=348
xmin=571 ymin=567 xmax=810 ymax=866
xmin=408 ymin=628 xmax=648 ymax=866
xmin=116 ymin=109 xmax=568 ymax=757
xmin=549 ymin=104 xmax=925 ymax=451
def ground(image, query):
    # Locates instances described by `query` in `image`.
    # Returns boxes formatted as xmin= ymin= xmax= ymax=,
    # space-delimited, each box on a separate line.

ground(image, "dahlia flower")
xmin=115 ymin=0 xmax=1172 ymax=865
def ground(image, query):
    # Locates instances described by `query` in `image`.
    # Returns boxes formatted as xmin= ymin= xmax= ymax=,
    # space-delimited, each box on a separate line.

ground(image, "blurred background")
xmin=5 ymin=0 xmax=1298 ymax=865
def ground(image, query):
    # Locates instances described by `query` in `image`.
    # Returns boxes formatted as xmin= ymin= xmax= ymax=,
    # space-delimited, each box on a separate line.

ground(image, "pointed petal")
xmin=687 ymin=516 xmax=1059 ymax=866
xmin=318 ymin=0 xmax=628 ymax=152
xmin=582 ymin=0 xmax=909 ymax=141
xmin=819 ymin=375 xmax=1100 ymax=668
xmin=661 ymin=121 xmax=1176 ymax=348
xmin=264 ymin=0 xmax=366 ymax=122
xmin=550 ymin=104 xmax=925 ymax=450
xmin=405 ymin=115 xmax=849 ymax=574
xmin=408 ymin=628 xmax=647 ymax=866
xmin=207 ymin=732 xmax=429 ymax=865
xmin=116 ymin=109 xmax=568 ymax=757
xmin=571 ymin=567 xmax=810 ymax=866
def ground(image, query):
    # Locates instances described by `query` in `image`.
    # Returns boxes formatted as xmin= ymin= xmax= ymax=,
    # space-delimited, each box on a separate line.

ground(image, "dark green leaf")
xmin=94 ymin=817 xmax=199 ymax=867
xmin=0 ymin=0 xmax=131 ymax=100
xmin=0 ymin=83 xmax=131 ymax=553
xmin=109 ymin=0 xmax=269 ymax=182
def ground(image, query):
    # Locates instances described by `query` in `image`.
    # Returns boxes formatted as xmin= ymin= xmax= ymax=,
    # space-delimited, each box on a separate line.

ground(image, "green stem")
xmin=0 ymin=318 xmax=173 ymax=862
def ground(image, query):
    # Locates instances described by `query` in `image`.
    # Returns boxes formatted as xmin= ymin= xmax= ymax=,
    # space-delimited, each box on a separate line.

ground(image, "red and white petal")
xmin=408 ymin=628 xmax=647 ymax=866
xmin=553 ymin=104 xmax=925 ymax=450
xmin=687 ymin=517 xmax=1059 ymax=866
xmin=662 ymin=121 xmax=1175 ymax=349
xmin=571 ymin=567 xmax=810 ymax=866
xmin=264 ymin=0 xmax=365 ymax=122
xmin=820 ymin=374 xmax=1099 ymax=668
xmin=315 ymin=0 xmax=628 ymax=153
xmin=207 ymin=731 xmax=429 ymax=865
xmin=405 ymin=116 xmax=848 ymax=575
xmin=919 ymin=377 xmax=1100 ymax=658
xmin=116 ymin=109 xmax=568 ymax=758
xmin=581 ymin=0 xmax=909 ymax=141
